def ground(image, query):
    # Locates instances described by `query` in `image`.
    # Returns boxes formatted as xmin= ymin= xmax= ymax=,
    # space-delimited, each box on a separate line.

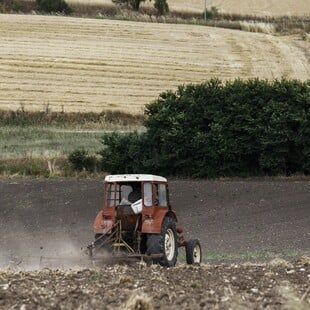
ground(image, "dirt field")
xmin=0 ymin=179 xmax=310 ymax=263
xmin=0 ymin=258 xmax=309 ymax=309
xmin=0 ymin=14 xmax=309 ymax=113
xmin=0 ymin=178 xmax=309 ymax=263
xmin=0 ymin=179 xmax=309 ymax=309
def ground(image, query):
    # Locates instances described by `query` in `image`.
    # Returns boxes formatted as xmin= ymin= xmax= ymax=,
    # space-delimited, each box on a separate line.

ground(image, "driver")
xmin=128 ymin=185 xmax=141 ymax=203
xmin=119 ymin=184 xmax=141 ymax=205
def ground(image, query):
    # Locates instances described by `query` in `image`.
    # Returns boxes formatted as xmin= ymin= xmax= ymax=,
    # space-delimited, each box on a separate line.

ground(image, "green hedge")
xmin=36 ymin=0 xmax=71 ymax=14
xmin=68 ymin=149 xmax=101 ymax=172
xmin=99 ymin=78 xmax=309 ymax=177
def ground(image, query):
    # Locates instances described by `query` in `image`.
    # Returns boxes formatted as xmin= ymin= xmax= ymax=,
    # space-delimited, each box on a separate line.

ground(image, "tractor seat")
xmin=117 ymin=205 xmax=135 ymax=216
xmin=116 ymin=205 xmax=141 ymax=231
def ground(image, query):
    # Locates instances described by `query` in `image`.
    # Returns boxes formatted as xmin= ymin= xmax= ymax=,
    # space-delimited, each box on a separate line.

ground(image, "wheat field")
xmin=68 ymin=0 xmax=310 ymax=16
xmin=0 ymin=14 xmax=309 ymax=113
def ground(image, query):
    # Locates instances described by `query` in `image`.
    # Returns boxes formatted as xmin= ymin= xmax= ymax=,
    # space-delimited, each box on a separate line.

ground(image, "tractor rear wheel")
xmin=147 ymin=216 xmax=178 ymax=267
xmin=186 ymin=239 xmax=202 ymax=264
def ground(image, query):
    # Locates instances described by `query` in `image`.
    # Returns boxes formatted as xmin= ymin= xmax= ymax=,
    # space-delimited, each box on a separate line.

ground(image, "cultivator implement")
xmin=87 ymin=220 xmax=163 ymax=262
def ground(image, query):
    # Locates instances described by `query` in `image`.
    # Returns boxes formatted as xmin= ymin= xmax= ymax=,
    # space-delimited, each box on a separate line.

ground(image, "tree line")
xmin=32 ymin=0 xmax=169 ymax=15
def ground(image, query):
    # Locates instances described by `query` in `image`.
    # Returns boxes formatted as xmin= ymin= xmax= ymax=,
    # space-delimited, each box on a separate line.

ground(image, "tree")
xmin=36 ymin=0 xmax=71 ymax=14
xmin=112 ymin=0 xmax=146 ymax=11
xmin=154 ymin=0 xmax=169 ymax=15
xmin=113 ymin=0 xmax=169 ymax=14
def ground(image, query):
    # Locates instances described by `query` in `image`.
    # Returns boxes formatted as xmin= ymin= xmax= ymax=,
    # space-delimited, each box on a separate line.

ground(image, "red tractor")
xmin=88 ymin=174 xmax=201 ymax=266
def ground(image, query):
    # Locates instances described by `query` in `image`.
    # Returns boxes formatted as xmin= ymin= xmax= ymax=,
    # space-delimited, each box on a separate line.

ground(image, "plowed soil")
xmin=0 ymin=179 xmax=309 ymax=309
xmin=1 ymin=258 xmax=309 ymax=309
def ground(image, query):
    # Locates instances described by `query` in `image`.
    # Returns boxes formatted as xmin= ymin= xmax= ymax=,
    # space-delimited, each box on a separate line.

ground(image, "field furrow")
xmin=0 ymin=14 xmax=309 ymax=113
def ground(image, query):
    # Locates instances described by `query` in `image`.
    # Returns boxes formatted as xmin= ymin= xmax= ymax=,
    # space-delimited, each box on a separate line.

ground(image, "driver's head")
xmin=131 ymin=183 xmax=140 ymax=191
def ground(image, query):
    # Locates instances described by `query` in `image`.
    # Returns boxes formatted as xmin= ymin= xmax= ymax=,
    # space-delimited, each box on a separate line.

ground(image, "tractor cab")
xmin=94 ymin=174 xmax=173 ymax=235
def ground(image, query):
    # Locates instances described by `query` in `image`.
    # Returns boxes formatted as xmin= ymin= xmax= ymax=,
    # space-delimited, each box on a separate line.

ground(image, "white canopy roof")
xmin=105 ymin=174 xmax=167 ymax=183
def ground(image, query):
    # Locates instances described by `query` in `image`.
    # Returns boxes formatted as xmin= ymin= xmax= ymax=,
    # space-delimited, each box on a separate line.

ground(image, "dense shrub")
xmin=99 ymin=78 xmax=309 ymax=177
xmin=154 ymin=0 xmax=169 ymax=15
xmin=36 ymin=0 xmax=71 ymax=14
xmin=68 ymin=149 xmax=99 ymax=172
xmin=112 ymin=0 xmax=145 ymax=11
xmin=99 ymin=132 xmax=153 ymax=174
xmin=0 ymin=109 xmax=143 ymax=127
xmin=11 ymin=0 xmax=22 ymax=11
xmin=202 ymin=6 xmax=218 ymax=20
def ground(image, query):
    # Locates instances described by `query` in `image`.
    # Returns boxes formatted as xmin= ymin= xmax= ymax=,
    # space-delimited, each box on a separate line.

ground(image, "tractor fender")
xmin=165 ymin=210 xmax=178 ymax=223
xmin=93 ymin=211 xmax=114 ymax=235
xmin=142 ymin=210 xmax=177 ymax=234
xmin=93 ymin=211 xmax=104 ymax=234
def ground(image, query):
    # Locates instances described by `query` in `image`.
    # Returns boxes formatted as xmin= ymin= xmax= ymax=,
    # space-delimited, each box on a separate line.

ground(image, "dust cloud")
xmin=0 ymin=222 xmax=94 ymax=270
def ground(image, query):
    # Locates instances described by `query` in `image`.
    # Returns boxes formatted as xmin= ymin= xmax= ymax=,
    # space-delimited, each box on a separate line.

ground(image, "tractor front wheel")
xmin=147 ymin=216 xmax=178 ymax=267
xmin=186 ymin=239 xmax=202 ymax=264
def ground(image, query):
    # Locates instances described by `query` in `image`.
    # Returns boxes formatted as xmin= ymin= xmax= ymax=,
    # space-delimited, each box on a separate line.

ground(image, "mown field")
xmin=69 ymin=0 xmax=310 ymax=16
xmin=170 ymin=0 xmax=309 ymax=16
xmin=0 ymin=14 xmax=309 ymax=113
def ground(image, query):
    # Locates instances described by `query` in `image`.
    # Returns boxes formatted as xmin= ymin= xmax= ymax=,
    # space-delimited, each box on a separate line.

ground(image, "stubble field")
xmin=69 ymin=0 xmax=310 ymax=16
xmin=166 ymin=0 xmax=310 ymax=16
xmin=0 ymin=14 xmax=309 ymax=113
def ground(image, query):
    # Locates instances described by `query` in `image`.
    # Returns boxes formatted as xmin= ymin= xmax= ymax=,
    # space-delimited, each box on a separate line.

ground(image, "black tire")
xmin=186 ymin=239 xmax=202 ymax=264
xmin=147 ymin=217 xmax=178 ymax=267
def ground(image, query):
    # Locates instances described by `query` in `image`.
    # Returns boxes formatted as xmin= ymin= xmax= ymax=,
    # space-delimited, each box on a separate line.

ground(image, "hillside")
xmin=0 ymin=14 xmax=309 ymax=113
xmin=68 ymin=0 xmax=310 ymax=16
xmin=167 ymin=0 xmax=310 ymax=16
